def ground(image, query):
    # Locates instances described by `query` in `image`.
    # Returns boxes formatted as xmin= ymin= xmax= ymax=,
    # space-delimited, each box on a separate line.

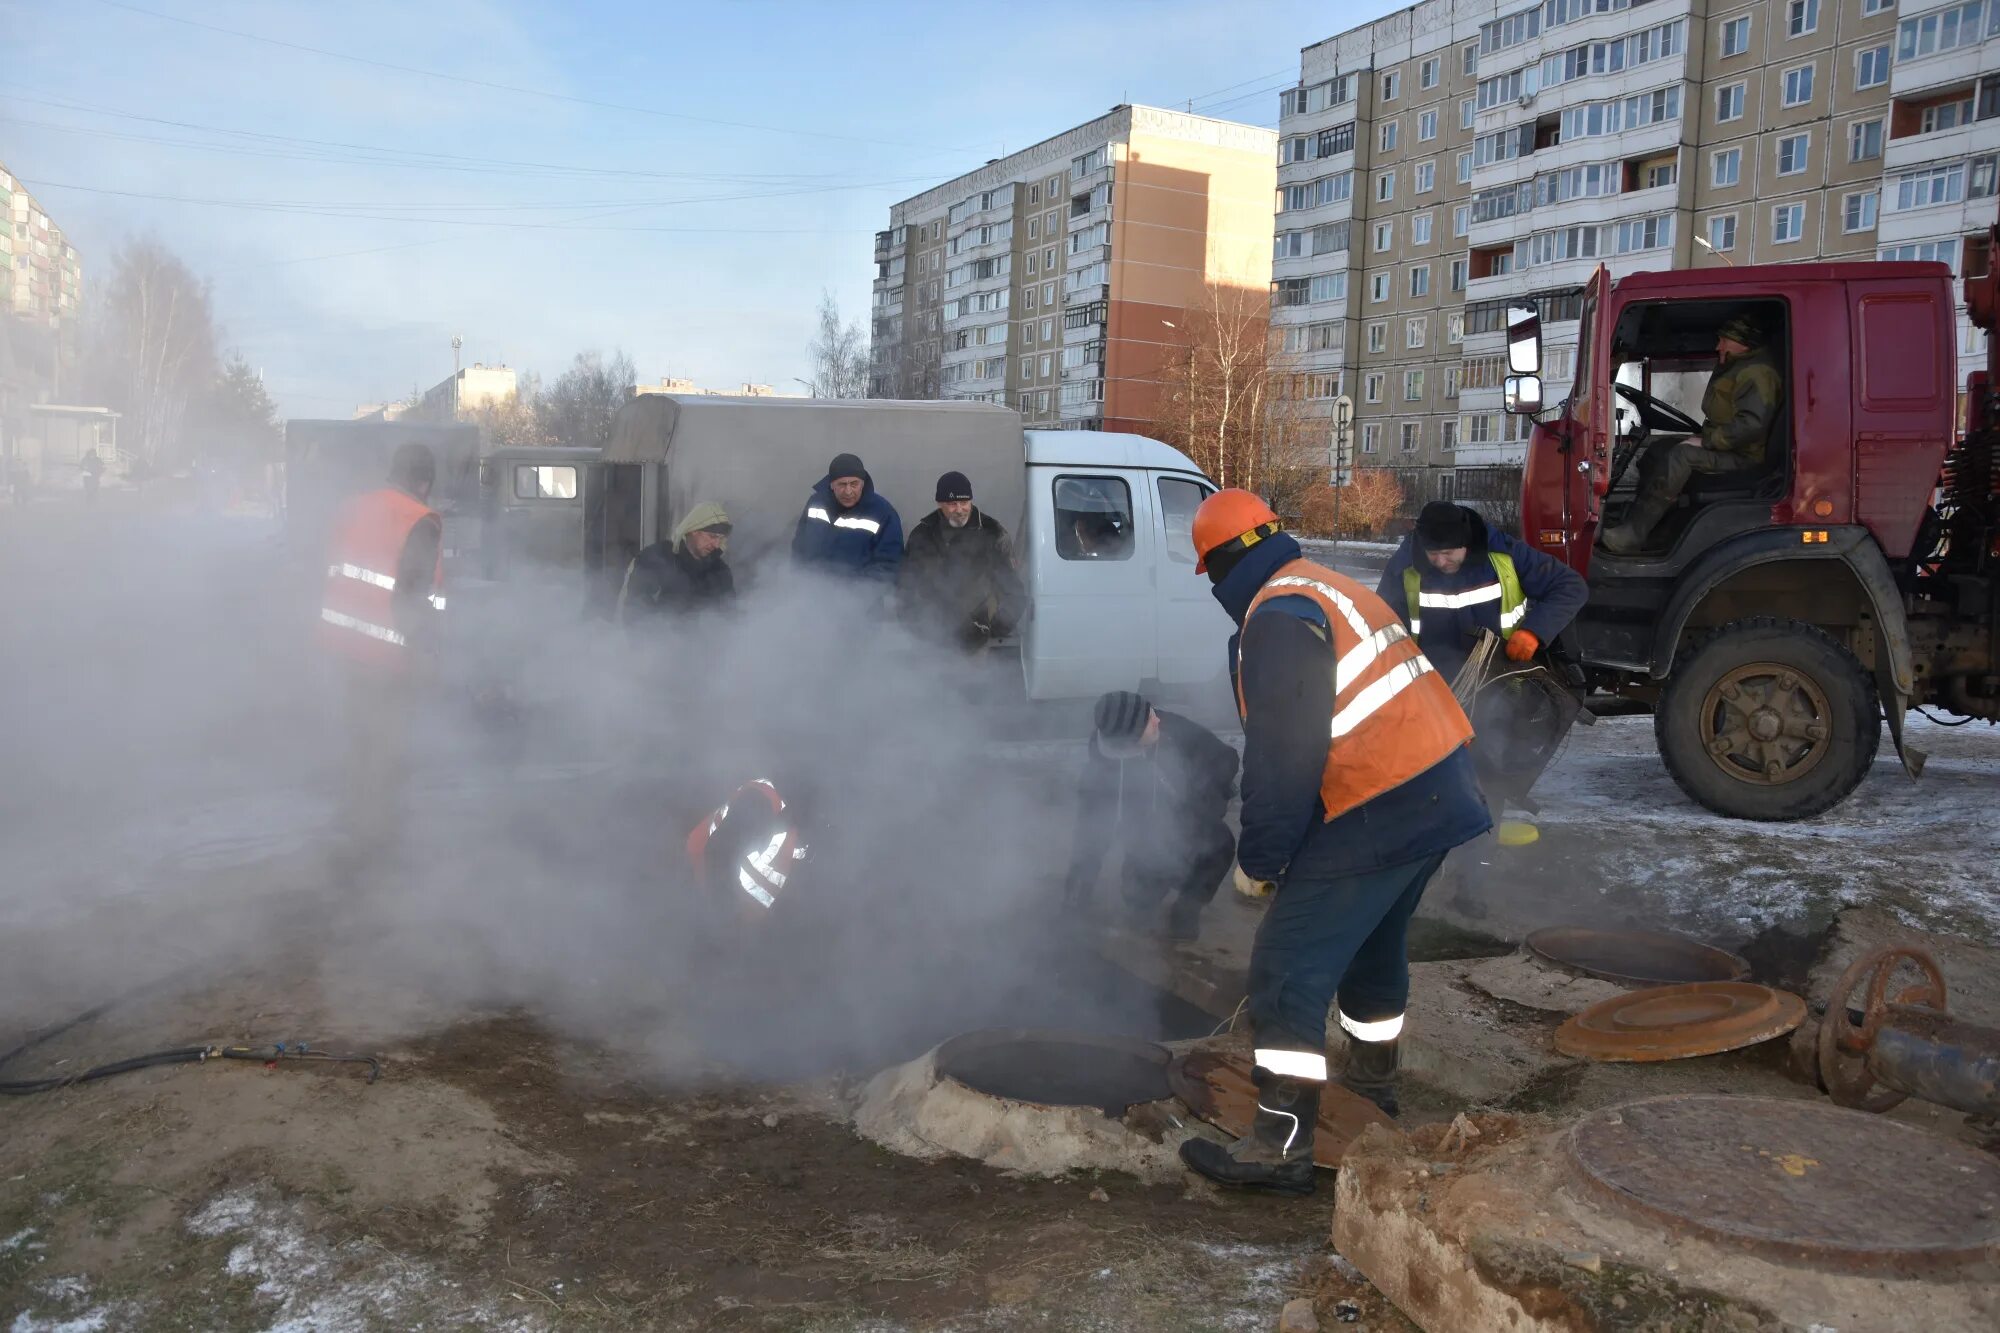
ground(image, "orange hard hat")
xmin=1192 ymin=489 xmax=1282 ymax=574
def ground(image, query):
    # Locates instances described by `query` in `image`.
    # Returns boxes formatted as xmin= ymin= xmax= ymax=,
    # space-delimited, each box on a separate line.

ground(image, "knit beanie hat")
xmin=827 ymin=453 xmax=867 ymax=483
xmin=936 ymin=470 xmax=973 ymax=502
xmin=1094 ymin=690 xmax=1152 ymax=759
xmin=1416 ymin=501 xmax=1474 ymax=552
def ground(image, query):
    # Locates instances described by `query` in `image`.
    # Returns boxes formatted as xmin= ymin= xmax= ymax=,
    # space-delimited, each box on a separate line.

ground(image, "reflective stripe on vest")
xmin=328 ymin=562 xmax=397 ymax=591
xmin=1241 ymin=558 xmax=1475 ymax=824
xmin=320 ymin=488 xmax=442 ymax=668
xmin=319 ymin=607 xmax=406 ymax=646
xmin=1402 ymin=552 xmax=1527 ymax=638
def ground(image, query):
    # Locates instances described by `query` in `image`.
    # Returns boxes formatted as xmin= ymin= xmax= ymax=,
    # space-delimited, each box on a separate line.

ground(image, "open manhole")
xmin=933 ymin=1028 xmax=1171 ymax=1116
xmin=1527 ymin=926 xmax=1751 ymax=987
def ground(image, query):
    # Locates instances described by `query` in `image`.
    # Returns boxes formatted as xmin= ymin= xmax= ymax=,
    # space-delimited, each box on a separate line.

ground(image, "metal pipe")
xmin=1867 ymin=1009 xmax=2000 ymax=1118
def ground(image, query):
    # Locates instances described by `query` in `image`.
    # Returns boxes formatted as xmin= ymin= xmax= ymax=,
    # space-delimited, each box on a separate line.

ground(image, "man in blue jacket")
xmin=1377 ymin=502 xmax=1588 ymax=683
xmin=790 ymin=452 xmax=905 ymax=583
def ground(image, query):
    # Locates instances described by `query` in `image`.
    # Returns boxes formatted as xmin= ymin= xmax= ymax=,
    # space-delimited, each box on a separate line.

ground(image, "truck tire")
xmin=1654 ymin=617 xmax=1879 ymax=821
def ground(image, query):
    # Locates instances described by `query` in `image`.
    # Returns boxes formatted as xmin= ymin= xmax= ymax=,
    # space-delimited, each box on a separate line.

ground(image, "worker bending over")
xmin=686 ymin=778 xmax=812 ymax=920
xmin=1179 ymin=491 xmax=1490 ymax=1196
xmin=1378 ymin=501 xmax=1587 ymax=682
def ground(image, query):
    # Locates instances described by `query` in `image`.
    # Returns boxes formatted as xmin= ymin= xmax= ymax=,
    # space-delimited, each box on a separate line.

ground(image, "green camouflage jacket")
xmin=1699 ymin=346 xmax=1784 ymax=463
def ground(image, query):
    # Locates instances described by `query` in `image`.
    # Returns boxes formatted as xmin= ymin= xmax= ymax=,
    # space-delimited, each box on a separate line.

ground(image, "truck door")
xmin=1150 ymin=472 xmax=1233 ymax=694
xmin=1023 ymin=469 xmax=1157 ymax=699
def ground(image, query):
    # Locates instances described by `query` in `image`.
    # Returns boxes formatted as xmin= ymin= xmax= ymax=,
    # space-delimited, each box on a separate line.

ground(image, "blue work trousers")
xmin=1247 ymin=851 xmax=1446 ymax=1054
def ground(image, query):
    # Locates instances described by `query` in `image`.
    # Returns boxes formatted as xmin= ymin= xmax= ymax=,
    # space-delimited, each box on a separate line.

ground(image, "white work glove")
xmin=1233 ymin=863 xmax=1275 ymax=900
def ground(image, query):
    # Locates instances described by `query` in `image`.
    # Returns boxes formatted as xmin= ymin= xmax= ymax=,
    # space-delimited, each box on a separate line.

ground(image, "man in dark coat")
xmin=790 ymin=452 xmax=904 ymax=583
xmin=619 ymin=501 xmax=734 ymax=620
xmin=1062 ymin=690 xmax=1239 ymax=941
xmin=899 ymin=470 xmax=1025 ymax=650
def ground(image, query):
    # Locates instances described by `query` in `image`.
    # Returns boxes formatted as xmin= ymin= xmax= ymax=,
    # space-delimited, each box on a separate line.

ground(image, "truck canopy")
xmin=602 ymin=395 xmax=1029 ymax=563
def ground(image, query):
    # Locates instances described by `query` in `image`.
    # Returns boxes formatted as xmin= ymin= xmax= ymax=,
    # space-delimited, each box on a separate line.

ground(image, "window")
xmin=1029 ymin=184 xmax=1040 ymax=205
xmin=1777 ymin=133 xmax=1809 ymax=175
xmin=1713 ymin=147 xmax=1742 ymax=187
xmin=1042 ymin=318 xmax=1054 ymax=340
xmin=1718 ymin=83 xmax=1745 ymax=122
xmin=1028 ymin=218 xmax=1039 ymax=240
xmin=1782 ymin=64 xmax=1814 ymax=108
xmin=1047 ymin=175 xmax=1061 ymax=195
xmin=1419 ymin=110 xmax=1438 ymax=141
xmin=1721 ymin=15 xmax=1750 ymax=58
xmin=1044 ymin=246 xmax=1056 ymax=269
xmin=1305 ymin=371 xmax=1343 ymax=397
xmin=1024 ymin=288 xmax=1036 ymax=310
xmin=1646 ymin=161 xmax=1678 ymax=190
xmin=1891 ymin=162 xmax=1967 ymax=209
xmin=1026 ymin=253 xmax=1038 ymax=276
xmin=1454 ymin=204 xmax=1470 ymax=237
xmin=1708 ymin=213 xmax=1738 ymax=251
xmin=1441 ymin=419 xmax=1458 ymax=450
xmin=1461 ymin=97 xmax=1475 ymax=129
xmin=1374 ymin=220 xmax=1394 ymax=251
xmin=1274 ymin=231 xmax=1306 ymax=260
xmin=1053 ymin=476 xmax=1131 ymax=561
xmin=1463 ymin=43 xmax=1478 ymax=77
xmin=1409 ymin=265 xmax=1431 ymax=298
xmin=1856 ymin=45 xmax=1889 ymax=91
xmin=1865 ymin=0 xmax=1893 ymax=12
xmin=514 ymin=465 xmax=576 ymax=500
xmin=1407 ymin=317 xmax=1428 ymax=350
xmin=1421 ymin=57 xmax=1440 ymax=89
xmin=1449 ymin=257 xmax=1468 ymax=291
xmin=1843 ymin=190 xmax=1878 ymax=232
xmin=1382 ymin=71 xmax=1401 ymax=100
xmin=1898 ymin=2 xmax=1999 ymax=61
xmin=1368 ymin=320 xmax=1389 ymax=353
xmin=1157 ymin=477 xmax=1209 ymax=566
xmin=1448 ymin=312 xmax=1465 ymax=344
xmin=1039 ymin=353 xmax=1053 ymax=377
xmin=1416 ymin=161 xmax=1436 ymax=193
xmin=1413 ymin=212 xmax=1434 ymax=245
xmin=1879 ymin=239 xmax=1959 ymax=270
xmin=1787 ymin=0 xmax=1819 ymax=37
xmin=1773 ymin=201 xmax=1805 ymax=243
xmin=1309 ymin=272 xmax=1347 ymax=302
xmin=1380 ymin=120 xmax=1400 ymax=152
xmin=1362 ymin=423 xmax=1382 ymax=454
xmin=1401 ymin=422 xmax=1422 ymax=451
xmin=1850 ymin=118 xmax=1883 ymax=162
xmin=1463 ymin=413 xmax=1492 ymax=445
xmin=1037 ymin=391 xmax=1050 ymax=412
xmin=1920 ymin=98 xmax=1974 ymax=134
xmin=1019 ymin=356 xmax=1033 ymax=379
xmin=1364 ymin=373 xmax=1386 ymax=404
xmin=1457 ymin=151 xmax=1473 ymax=184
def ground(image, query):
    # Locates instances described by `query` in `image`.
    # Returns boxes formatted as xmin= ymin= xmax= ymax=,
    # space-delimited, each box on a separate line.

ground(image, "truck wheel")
xmin=1654 ymin=617 xmax=1879 ymax=821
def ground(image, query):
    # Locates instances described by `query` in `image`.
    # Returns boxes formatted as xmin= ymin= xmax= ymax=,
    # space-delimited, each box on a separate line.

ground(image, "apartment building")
xmin=869 ymin=105 xmax=1276 ymax=433
xmin=0 ymin=162 xmax=82 ymax=331
xmin=1278 ymin=0 xmax=1997 ymax=508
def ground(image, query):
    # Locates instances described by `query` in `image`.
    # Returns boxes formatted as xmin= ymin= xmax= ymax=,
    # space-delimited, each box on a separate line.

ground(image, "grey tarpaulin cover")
xmin=603 ymin=395 xmax=1029 ymax=566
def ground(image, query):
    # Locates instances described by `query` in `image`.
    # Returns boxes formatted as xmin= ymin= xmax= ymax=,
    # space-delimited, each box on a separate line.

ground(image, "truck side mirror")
xmin=1507 ymin=305 xmax=1542 ymax=375
xmin=1504 ymin=374 xmax=1543 ymax=415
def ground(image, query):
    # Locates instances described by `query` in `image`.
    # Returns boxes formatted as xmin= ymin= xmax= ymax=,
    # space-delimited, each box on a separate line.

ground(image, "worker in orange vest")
xmin=685 ymin=778 xmax=812 ymax=921
xmin=1179 ymin=490 xmax=1491 ymax=1197
xmin=321 ymin=443 xmax=446 ymax=860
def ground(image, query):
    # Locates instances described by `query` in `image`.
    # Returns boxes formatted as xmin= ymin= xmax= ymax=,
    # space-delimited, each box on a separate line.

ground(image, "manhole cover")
xmin=934 ymin=1029 xmax=1170 ymax=1116
xmin=1555 ymin=982 xmax=1805 ymax=1061
xmin=1570 ymin=1095 xmax=2000 ymax=1273
xmin=1527 ymin=927 xmax=1750 ymax=987
xmin=1168 ymin=1049 xmax=1394 ymax=1167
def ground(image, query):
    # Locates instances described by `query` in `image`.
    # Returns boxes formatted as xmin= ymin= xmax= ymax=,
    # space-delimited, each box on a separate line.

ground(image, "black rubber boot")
xmin=1339 ymin=1037 xmax=1401 ymax=1118
xmin=1179 ymin=1077 xmax=1320 ymax=1196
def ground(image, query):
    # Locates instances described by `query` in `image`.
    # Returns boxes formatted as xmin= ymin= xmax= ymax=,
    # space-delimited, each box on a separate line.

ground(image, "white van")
xmin=499 ymin=395 xmax=1237 ymax=710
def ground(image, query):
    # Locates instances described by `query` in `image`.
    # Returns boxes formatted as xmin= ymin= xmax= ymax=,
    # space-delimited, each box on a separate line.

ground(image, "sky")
xmin=2 ymin=0 xmax=1404 ymax=418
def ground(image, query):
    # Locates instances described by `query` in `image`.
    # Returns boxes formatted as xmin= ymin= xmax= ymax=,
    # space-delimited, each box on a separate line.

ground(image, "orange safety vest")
xmin=685 ymin=779 xmax=808 ymax=912
xmin=1236 ymin=557 xmax=1474 ymax=823
xmin=319 ymin=487 xmax=443 ymax=669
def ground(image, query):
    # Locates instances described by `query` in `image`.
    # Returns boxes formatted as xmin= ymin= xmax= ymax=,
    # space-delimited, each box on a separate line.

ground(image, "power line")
xmin=90 ymin=0 xmax=980 ymax=156
xmin=1179 ymin=68 xmax=1294 ymax=107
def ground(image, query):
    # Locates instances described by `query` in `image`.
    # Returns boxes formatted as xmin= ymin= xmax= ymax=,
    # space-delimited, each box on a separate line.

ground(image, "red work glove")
xmin=1505 ymin=630 xmax=1541 ymax=662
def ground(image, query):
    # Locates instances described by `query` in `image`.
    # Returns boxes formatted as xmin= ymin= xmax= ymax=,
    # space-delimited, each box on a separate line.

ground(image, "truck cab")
xmin=1510 ymin=250 xmax=1986 ymax=821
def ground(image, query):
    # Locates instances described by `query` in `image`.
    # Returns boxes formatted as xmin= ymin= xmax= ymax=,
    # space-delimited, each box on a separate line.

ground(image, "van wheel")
xmin=1655 ymin=617 xmax=1879 ymax=821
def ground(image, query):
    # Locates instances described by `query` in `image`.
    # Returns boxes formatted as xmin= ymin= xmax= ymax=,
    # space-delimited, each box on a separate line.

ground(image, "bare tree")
xmin=467 ymin=371 xmax=552 ymax=448
xmin=537 ymin=349 xmax=634 ymax=449
xmin=1296 ymin=470 xmax=1406 ymax=538
xmin=82 ymin=239 xmax=219 ymax=469
xmin=807 ymin=291 xmax=868 ymax=399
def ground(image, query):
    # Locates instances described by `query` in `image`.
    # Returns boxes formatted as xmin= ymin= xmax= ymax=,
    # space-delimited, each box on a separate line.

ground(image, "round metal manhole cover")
xmin=1527 ymin=926 xmax=1751 ymax=988
xmin=1555 ymin=982 xmax=1805 ymax=1062
xmin=1570 ymin=1095 xmax=2000 ymax=1273
xmin=1168 ymin=1049 xmax=1395 ymax=1168
xmin=934 ymin=1029 xmax=1170 ymax=1116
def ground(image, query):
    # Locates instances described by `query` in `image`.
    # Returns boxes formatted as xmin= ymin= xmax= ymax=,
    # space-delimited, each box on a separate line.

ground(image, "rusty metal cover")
xmin=1168 ymin=1049 xmax=1395 ymax=1168
xmin=1570 ymin=1095 xmax=2000 ymax=1273
xmin=1554 ymin=982 xmax=1806 ymax=1062
xmin=1527 ymin=926 xmax=1751 ymax=987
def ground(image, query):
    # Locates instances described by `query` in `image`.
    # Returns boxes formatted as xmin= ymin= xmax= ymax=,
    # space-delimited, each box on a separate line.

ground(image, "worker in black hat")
xmin=899 ymin=470 xmax=1025 ymax=651
xmin=791 ymin=451 xmax=904 ymax=582
xmin=1377 ymin=501 xmax=1587 ymax=685
xmin=1061 ymin=690 xmax=1240 ymax=941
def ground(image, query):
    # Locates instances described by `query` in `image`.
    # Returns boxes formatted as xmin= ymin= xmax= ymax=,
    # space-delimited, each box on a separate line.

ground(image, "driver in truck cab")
xmin=1599 ymin=315 xmax=1785 ymax=555
xmin=1378 ymin=501 xmax=1588 ymax=684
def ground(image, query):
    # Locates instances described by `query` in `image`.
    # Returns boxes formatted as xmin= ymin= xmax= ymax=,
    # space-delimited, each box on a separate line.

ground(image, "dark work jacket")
xmin=622 ymin=540 xmax=735 ymax=618
xmin=899 ymin=507 xmax=1026 ymax=643
xmin=1064 ymin=710 xmax=1239 ymax=890
xmin=1376 ymin=507 xmax=1589 ymax=683
xmin=1216 ymin=533 xmax=1491 ymax=879
xmin=790 ymin=471 xmax=905 ymax=583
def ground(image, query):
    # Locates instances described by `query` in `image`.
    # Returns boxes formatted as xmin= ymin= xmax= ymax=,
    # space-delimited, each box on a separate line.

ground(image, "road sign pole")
xmin=1330 ymin=394 xmax=1354 ymax=553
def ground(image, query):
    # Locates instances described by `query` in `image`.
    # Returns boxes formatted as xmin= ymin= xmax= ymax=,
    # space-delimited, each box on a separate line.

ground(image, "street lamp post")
xmin=1694 ymin=235 xmax=1735 ymax=267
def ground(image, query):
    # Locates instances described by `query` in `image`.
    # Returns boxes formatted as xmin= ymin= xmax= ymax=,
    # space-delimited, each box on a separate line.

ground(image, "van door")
xmin=1149 ymin=472 xmax=1233 ymax=696
xmin=1023 ymin=467 xmax=1157 ymax=699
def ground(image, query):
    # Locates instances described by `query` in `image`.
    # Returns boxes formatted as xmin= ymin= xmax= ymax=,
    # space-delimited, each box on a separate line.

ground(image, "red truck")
xmin=1505 ymin=223 xmax=1997 ymax=821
